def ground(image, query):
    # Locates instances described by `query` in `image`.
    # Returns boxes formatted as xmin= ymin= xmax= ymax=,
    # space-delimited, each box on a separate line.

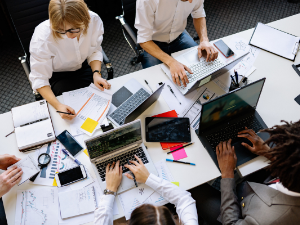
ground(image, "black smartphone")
xmin=145 ymin=117 xmax=191 ymax=142
xmin=213 ymin=40 xmax=234 ymax=58
xmin=56 ymin=130 xmax=83 ymax=156
xmin=55 ymin=165 xmax=87 ymax=187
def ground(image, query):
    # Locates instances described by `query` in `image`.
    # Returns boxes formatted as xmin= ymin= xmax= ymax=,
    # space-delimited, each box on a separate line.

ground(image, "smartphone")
xmin=213 ymin=40 xmax=234 ymax=58
xmin=145 ymin=117 xmax=191 ymax=142
xmin=55 ymin=165 xmax=87 ymax=187
xmin=56 ymin=130 xmax=83 ymax=156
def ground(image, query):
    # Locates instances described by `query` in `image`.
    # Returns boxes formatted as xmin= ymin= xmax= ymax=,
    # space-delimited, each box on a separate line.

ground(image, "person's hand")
xmin=93 ymin=72 xmax=111 ymax=91
xmin=0 ymin=154 xmax=21 ymax=170
xmin=169 ymin=59 xmax=192 ymax=87
xmin=198 ymin=41 xmax=218 ymax=62
xmin=56 ymin=103 xmax=76 ymax=120
xmin=105 ymin=161 xmax=122 ymax=192
xmin=124 ymin=155 xmax=150 ymax=183
xmin=238 ymin=127 xmax=270 ymax=157
xmin=0 ymin=166 xmax=22 ymax=198
xmin=216 ymin=139 xmax=237 ymax=179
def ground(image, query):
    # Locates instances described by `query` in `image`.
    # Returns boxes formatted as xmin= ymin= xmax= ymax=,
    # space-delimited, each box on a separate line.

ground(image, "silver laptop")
xmin=85 ymin=119 xmax=158 ymax=194
xmin=161 ymin=46 xmax=249 ymax=95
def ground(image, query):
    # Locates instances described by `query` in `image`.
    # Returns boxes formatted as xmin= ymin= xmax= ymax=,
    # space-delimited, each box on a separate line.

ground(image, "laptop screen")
xmin=199 ymin=78 xmax=265 ymax=132
xmin=86 ymin=121 xmax=142 ymax=159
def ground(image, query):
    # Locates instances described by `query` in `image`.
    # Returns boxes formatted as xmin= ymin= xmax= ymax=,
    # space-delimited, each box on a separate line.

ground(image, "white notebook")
xmin=11 ymin=100 xmax=55 ymax=151
xmin=249 ymin=22 xmax=300 ymax=61
xmin=58 ymin=186 xmax=97 ymax=219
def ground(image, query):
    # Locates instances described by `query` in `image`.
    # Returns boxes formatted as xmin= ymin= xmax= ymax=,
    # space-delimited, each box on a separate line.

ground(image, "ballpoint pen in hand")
xmin=167 ymin=85 xmax=181 ymax=105
xmin=127 ymin=159 xmax=138 ymax=187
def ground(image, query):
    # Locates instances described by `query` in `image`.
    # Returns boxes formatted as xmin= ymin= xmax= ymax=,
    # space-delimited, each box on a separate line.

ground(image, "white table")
xmin=1 ymin=13 xmax=300 ymax=224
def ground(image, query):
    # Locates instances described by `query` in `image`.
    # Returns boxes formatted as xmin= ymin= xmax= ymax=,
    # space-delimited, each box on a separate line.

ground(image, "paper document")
xmin=8 ymin=154 xmax=39 ymax=186
xmin=15 ymin=188 xmax=59 ymax=225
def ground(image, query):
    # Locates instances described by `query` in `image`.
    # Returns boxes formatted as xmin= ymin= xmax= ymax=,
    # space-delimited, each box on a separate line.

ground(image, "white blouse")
xmin=29 ymin=11 xmax=104 ymax=92
xmin=94 ymin=173 xmax=198 ymax=225
xmin=135 ymin=0 xmax=206 ymax=44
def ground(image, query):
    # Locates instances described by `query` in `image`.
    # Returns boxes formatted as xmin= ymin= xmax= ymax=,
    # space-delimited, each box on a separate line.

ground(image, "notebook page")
xmin=250 ymin=23 xmax=299 ymax=60
xmin=12 ymin=100 xmax=50 ymax=128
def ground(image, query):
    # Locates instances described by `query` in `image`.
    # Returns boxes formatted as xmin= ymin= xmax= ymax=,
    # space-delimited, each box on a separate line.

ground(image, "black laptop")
xmin=196 ymin=78 xmax=268 ymax=168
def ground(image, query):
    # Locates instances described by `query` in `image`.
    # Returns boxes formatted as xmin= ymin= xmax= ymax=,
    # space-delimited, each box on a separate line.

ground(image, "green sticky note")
xmin=171 ymin=182 xmax=179 ymax=187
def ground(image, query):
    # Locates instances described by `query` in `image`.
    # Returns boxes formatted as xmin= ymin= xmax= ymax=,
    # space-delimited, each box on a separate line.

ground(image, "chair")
xmin=116 ymin=0 xmax=144 ymax=65
xmin=4 ymin=0 xmax=114 ymax=101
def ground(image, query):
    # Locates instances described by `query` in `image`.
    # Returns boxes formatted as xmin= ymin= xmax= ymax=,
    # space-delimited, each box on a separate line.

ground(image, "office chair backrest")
xmin=121 ymin=0 xmax=137 ymax=34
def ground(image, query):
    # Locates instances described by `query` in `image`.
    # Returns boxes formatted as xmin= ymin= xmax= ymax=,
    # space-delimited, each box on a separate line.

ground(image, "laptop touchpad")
xmin=119 ymin=173 xmax=135 ymax=192
xmin=232 ymin=138 xmax=257 ymax=167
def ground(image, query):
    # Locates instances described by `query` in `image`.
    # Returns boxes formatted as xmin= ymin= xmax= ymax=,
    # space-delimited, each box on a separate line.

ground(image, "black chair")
xmin=116 ymin=0 xmax=144 ymax=65
xmin=4 ymin=0 xmax=114 ymax=101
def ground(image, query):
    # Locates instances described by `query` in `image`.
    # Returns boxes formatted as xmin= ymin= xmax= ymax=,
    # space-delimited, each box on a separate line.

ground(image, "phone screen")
xmin=214 ymin=40 xmax=234 ymax=58
xmin=56 ymin=130 xmax=83 ymax=156
xmin=58 ymin=166 xmax=84 ymax=186
xmin=145 ymin=117 xmax=191 ymax=142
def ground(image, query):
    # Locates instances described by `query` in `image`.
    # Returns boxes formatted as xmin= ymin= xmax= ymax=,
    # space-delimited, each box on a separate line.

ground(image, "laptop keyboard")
xmin=109 ymin=88 xmax=150 ymax=125
xmin=95 ymin=147 xmax=149 ymax=182
xmin=206 ymin=115 xmax=264 ymax=151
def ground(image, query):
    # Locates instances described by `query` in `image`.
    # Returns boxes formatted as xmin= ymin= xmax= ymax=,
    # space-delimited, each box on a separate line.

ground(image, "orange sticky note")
xmin=81 ymin=118 xmax=98 ymax=134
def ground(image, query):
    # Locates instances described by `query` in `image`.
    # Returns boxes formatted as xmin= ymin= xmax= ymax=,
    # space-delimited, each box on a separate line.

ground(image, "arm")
xmin=89 ymin=60 xmax=111 ymax=91
xmin=125 ymin=156 xmax=198 ymax=225
xmin=94 ymin=161 xmax=122 ymax=225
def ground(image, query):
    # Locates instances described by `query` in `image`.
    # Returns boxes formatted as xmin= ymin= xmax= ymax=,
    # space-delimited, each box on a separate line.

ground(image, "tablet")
xmin=145 ymin=117 xmax=191 ymax=142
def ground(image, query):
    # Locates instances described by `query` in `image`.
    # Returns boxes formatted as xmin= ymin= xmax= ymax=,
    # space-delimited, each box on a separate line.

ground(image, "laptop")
xmin=161 ymin=46 xmax=249 ymax=95
xmin=107 ymin=78 xmax=165 ymax=126
xmin=85 ymin=119 xmax=158 ymax=193
xmin=197 ymin=78 xmax=268 ymax=168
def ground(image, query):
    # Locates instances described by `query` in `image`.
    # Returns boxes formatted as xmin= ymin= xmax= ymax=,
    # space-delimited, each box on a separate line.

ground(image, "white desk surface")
xmin=1 ymin=13 xmax=300 ymax=224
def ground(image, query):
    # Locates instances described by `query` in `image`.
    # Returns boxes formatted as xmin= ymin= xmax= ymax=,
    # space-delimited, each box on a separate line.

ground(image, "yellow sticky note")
xmin=81 ymin=117 xmax=98 ymax=134
xmin=171 ymin=182 xmax=179 ymax=187
xmin=53 ymin=172 xmax=58 ymax=186
xmin=83 ymin=149 xmax=89 ymax=157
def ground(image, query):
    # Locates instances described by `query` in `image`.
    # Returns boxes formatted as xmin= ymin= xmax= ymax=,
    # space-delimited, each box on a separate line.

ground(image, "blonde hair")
xmin=49 ymin=0 xmax=91 ymax=39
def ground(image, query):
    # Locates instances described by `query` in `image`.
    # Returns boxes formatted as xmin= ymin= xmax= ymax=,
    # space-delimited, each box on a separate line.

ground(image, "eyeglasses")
xmin=55 ymin=28 xmax=81 ymax=34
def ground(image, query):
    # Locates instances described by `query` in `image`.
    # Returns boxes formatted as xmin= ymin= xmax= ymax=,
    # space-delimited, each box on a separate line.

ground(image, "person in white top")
xmin=94 ymin=155 xmax=198 ymax=225
xmin=29 ymin=0 xmax=110 ymax=120
xmin=135 ymin=0 xmax=218 ymax=87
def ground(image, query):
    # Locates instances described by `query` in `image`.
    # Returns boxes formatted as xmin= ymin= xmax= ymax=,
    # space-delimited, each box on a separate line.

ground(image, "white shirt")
xmin=29 ymin=11 xmax=104 ymax=92
xmin=94 ymin=173 xmax=198 ymax=225
xmin=135 ymin=0 xmax=205 ymax=44
xmin=269 ymin=182 xmax=300 ymax=197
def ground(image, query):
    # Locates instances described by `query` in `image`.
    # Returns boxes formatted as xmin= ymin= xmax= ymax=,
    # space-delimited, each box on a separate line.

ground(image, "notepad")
xmin=249 ymin=22 xmax=300 ymax=60
xmin=58 ymin=186 xmax=97 ymax=219
xmin=11 ymin=100 xmax=55 ymax=152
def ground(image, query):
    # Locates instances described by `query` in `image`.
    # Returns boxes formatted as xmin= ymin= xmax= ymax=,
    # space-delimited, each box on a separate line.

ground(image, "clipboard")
xmin=249 ymin=22 xmax=300 ymax=61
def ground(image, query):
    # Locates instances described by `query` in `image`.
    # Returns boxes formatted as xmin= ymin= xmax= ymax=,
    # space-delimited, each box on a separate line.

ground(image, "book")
xmin=249 ymin=22 xmax=300 ymax=61
xmin=11 ymin=100 xmax=55 ymax=152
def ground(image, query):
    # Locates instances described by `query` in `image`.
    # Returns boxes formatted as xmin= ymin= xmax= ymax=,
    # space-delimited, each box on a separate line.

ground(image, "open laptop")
xmin=161 ymin=46 xmax=249 ymax=95
xmin=197 ymin=78 xmax=268 ymax=168
xmin=107 ymin=78 xmax=165 ymax=126
xmin=85 ymin=119 xmax=158 ymax=193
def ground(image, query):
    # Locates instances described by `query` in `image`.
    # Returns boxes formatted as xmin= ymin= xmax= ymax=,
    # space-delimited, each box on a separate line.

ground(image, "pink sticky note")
xmin=171 ymin=145 xmax=187 ymax=160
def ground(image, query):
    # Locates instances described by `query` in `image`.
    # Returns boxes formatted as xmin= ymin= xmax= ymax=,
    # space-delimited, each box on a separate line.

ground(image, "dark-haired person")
xmin=94 ymin=156 xmax=198 ymax=225
xmin=190 ymin=121 xmax=300 ymax=225
xmin=29 ymin=0 xmax=110 ymax=121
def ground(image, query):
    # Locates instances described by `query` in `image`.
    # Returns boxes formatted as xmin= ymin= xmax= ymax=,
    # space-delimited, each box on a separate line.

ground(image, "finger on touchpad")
xmin=232 ymin=137 xmax=253 ymax=147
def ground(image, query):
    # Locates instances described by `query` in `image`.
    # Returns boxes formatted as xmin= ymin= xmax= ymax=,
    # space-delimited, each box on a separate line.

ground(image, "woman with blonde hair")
xmin=29 ymin=0 xmax=110 ymax=120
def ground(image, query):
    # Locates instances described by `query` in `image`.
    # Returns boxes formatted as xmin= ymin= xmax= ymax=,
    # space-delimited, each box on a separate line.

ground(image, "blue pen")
xmin=62 ymin=149 xmax=81 ymax=165
xmin=166 ymin=159 xmax=196 ymax=166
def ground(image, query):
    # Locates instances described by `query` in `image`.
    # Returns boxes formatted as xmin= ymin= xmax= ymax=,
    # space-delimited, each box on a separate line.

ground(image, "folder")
xmin=249 ymin=22 xmax=300 ymax=61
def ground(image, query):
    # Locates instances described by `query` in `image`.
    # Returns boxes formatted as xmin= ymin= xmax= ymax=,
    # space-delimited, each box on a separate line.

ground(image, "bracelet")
xmin=93 ymin=70 xmax=101 ymax=76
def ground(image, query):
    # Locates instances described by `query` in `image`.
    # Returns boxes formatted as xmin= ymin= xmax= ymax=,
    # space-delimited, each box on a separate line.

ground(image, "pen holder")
xmin=229 ymin=76 xmax=248 ymax=92
xmin=229 ymin=81 xmax=240 ymax=92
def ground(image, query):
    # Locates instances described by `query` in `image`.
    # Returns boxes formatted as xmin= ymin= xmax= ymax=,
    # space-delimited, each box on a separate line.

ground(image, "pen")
xmin=144 ymin=80 xmax=153 ymax=93
xmin=62 ymin=149 xmax=81 ymax=166
xmin=5 ymin=130 xmax=14 ymax=137
xmin=167 ymin=85 xmax=181 ymax=105
xmin=56 ymin=111 xmax=75 ymax=115
xmin=234 ymin=70 xmax=239 ymax=84
xmin=166 ymin=159 xmax=196 ymax=166
xmin=127 ymin=159 xmax=138 ymax=187
xmin=167 ymin=142 xmax=194 ymax=154
xmin=20 ymin=117 xmax=49 ymax=127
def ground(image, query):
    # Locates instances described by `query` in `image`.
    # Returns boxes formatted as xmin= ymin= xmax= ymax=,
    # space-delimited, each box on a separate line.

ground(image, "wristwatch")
xmin=104 ymin=189 xmax=116 ymax=196
xmin=93 ymin=70 xmax=101 ymax=75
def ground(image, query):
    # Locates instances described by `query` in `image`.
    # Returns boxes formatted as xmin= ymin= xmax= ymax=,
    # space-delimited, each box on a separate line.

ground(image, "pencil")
xmin=167 ymin=142 xmax=194 ymax=154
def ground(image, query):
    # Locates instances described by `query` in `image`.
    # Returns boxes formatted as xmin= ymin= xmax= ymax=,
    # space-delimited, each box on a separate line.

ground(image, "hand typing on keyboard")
xmin=105 ymin=161 xmax=122 ymax=192
xmin=197 ymin=41 xmax=218 ymax=62
xmin=124 ymin=155 xmax=150 ymax=184
xmin=168 ymin=59 xmax=192 ymax=87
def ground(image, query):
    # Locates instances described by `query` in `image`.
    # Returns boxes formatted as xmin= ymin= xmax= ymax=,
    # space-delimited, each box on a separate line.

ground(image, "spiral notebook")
xmin=249 ymin=22 xmax=300 ymax=61
xmin=58 ymin=186 xmax=97 ymax=219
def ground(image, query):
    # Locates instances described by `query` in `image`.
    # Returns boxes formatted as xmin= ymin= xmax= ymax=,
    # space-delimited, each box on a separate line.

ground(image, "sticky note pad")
xmin=171 ymin=182 xmax=179 ymax=187
xmin=171 ymin=145 xmax=187 ymax=160
xmin=81 ymin=118 xmax=98 ymax=134
xmin=83 ymin=149 xmax=89 ymax=157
